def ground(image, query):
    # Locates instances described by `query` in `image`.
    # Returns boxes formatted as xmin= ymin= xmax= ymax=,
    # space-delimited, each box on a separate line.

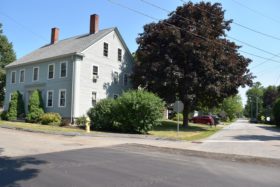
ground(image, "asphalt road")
xmin=1 ymin=144 xmax=280 ymax=187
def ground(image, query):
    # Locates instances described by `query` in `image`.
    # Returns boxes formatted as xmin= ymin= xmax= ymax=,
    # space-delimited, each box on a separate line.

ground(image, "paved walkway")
xmin=0 ymin=119 xmax=280 ymax=159
xmin=193 ymin=119 xmax=280 ymax=159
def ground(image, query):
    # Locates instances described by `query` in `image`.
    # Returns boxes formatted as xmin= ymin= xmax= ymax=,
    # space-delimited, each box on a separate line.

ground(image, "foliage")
xmin=171 ymin=113 xmax=183 ymax=121
xmin=273 ymin=98 xmax=280 ymax=127
xmin=87 ymin=98 xmax=116 ymax=131
xmin=26 ymin=90 xmax=44 ymax=123
xmin=0 ymin=23 xmax=16 ymax=106
xmin=114 ymin=90 xmax=165 ymax=133
xmin=220 ymin=95 xmax=243 ymax=121
xmin=0 ymin=110 xmax=8 ymax=120
xmin=132 ymin=1 xmax=253 ymax=127
xmin=244 ymin=82 xmax=264 ymax=120
xmin=75 ymin=115 xmax=88 ymax=126
xmin=6 ymin=91 xmax=25 ymax=120
xmin=40 ymin=112 xmax=62 ymax=126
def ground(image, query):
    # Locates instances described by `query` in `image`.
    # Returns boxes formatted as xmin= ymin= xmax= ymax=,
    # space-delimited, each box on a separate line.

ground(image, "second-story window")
xmin=60 ymin=62 xmax=67 ymax=78
xmin=103 ymin=42 xmax=108 ymax=57
xmin=118 ymin=48 xmax=122 ymax=62
xmin=48 ymin=64 xmax=55 ymax=79
xmin=11 ymin=71 xmax=16 ymax=84
xmin=19 ymin=70 xmax=25 ymax=83
xmin=33 ymin=67 xmax=39 ymax=81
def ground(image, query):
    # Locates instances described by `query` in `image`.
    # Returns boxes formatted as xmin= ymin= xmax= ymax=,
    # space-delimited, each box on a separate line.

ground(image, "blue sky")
xmin=1 ymin=0 xmax=280 ymax=105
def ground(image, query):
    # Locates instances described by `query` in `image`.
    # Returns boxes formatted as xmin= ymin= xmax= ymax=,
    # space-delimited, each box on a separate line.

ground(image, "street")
xmin=1 ymin=144 xmax=280 ymax=187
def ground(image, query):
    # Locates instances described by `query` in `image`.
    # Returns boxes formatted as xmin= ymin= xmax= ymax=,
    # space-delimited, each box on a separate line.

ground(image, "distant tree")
xmin=263 ymin=86 xmax=279 ymax=121
xmin=273 ymin=99 xmax=280 ymax=127
xmin=244 ymin=82 xmax=264 ymax=119
xmin=0 ymin=23 xmax=16 ymax=106
xmin=221 ymin=95 xmax=243 ymax=121
xmin=132 ymin=1 xmax=253 ymax=127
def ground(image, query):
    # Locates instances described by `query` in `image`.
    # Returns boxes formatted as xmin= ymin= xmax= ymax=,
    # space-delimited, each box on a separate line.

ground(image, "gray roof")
xmin=6 ymin=27 xmax=115 ymax=68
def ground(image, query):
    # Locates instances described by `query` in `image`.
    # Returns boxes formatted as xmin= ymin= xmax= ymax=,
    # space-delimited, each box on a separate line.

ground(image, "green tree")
xmin=244 ymin=82 xmax=264 ymax=120
xmin=263 ymin=86 xmax=279 ymax=121
xmin=132 ymin=2 xmax=253 ymax=127
xmin=221 ymin=95 xmax=243 ymax=121
xmin=273 ymin=98 xmax=280 ymax=127
xmin=26 ymin=90 xmax=44 ymax=122
xmin=0 ymin=23 xmax=16 ymax=106
xmin=6 ymin=91 xmax=25 ymax=120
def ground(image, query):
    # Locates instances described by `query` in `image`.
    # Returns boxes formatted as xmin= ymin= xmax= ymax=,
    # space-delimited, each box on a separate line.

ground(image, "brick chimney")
xmin=51 ymin=27 xmax=59 ymax=44
xmin=90 ymin=14 xmax=99 ymax=34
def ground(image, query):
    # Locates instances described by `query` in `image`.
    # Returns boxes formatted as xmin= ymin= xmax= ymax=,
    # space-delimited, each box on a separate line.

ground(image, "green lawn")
xmin=149 ymin=120 xmax=223 ymax=141
xmin=0 ymin=120 xmax=86 ymax=134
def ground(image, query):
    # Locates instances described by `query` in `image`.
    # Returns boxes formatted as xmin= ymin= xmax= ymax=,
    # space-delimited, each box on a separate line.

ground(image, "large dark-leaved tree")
xmin=0 ymin=23 xmax=16 ymax=106
xmin=132 ymin=2 xmax=253 ymax=127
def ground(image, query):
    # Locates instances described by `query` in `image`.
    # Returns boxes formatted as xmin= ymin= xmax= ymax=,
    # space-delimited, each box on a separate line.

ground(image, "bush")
xmin=40 ymin=112 xmax=62 ymax=126
xmin=0 ymin=111 xmax=8 ymax=120
xmin=26 ymin=90 xmax=44 ymax=123
xmin=7 ymin=91 xmax=25 ymax=120
xmin=114 ymin=90 xmax=165 ymax=133
xmin=273 ymin=98 xmax=280 ymax=127
xmin=87 ymin=98 xmax=116 ymax=131
xmin=75 ymin=115 xmax=88 ymax=126
xmin=171 ymin=113 xmax=183 ymax=121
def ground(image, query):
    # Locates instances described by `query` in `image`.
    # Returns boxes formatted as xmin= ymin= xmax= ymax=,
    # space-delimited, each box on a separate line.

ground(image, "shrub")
xmin=26 ymin=90 xmax=44 ymax=122
xmin=114 ymin=90 xmax=165 ymax=133
xmin=75 ymin=115 xmax=88 ymax=126
xmin=87 ymin=98 xmax=116 ymax=131
xmin=7 ymin=91 xmax=25 ymax=120
xmin=171 ymin=113 xmax=183 ymax=121
xmin=0 ymin=111 xmax=8 ymax=120
xmin=273 ymin=98 xmax=280 ymax=127
xmin=40 ymin=112 xmax=62 ymax=126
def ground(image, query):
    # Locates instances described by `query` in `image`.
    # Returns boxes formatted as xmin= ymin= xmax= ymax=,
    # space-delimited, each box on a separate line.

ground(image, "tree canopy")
xmin=0 ymin=23 xmax=16 ymax=106
xmin=132 ymin=1 xmax=253 ymax=126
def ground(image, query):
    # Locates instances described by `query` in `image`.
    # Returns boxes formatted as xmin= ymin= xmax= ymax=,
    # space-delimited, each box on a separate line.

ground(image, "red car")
xmin=191 ymin=115 xmax=215 ymax=125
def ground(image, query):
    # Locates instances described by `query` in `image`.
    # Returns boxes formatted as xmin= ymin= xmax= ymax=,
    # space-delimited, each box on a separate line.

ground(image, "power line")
xmin=0 ymin=11 xmax=48 ymax=42
xmin=230 ymin=0 xmax=280 ymax=25
xmin=140 ymin=0 xmax=280 ymax=60
xmin=178 ymin=0 xmax=280 ymax=41
xmin=107 ymin=0 xmax=280 ymax=64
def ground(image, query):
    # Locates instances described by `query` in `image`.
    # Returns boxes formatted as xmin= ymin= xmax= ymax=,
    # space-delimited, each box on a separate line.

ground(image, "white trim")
xmin=46 ymin=90 xmax=54 ymax=108
xmin=19 ymin=69 xmax=25 ymax=83
xmin=9 ymin=93 xmax=12 ymax=101
xmin=59 ymin=61 xmax=68 ymax=78
xmin=58 ymin=89 xmax=66 ymax=108
xmin=11 ymin=71 xmax=16 ymax=84
xmin=47 ymin=63 xmax=55 ymax=80
xmin=32 ymin=66 xmax=39 ymax=82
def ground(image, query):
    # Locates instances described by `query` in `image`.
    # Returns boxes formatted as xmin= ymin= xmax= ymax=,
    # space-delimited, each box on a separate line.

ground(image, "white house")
xmin=4 ymin=14 xmax=134 ymax=123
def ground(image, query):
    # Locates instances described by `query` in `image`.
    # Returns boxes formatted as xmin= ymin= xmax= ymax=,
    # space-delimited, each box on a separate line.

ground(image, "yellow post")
xmin=85 ymin=117 xmax=91 ymax=133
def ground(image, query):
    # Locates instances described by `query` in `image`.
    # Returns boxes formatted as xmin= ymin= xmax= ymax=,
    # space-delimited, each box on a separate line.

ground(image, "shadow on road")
xmin=0 ymin=148 xmax=48 ymax=187
xmin=233 ymin=135 xmax=280 ymax=141
xmin=258 ymin=125 xmax=280 ymax=133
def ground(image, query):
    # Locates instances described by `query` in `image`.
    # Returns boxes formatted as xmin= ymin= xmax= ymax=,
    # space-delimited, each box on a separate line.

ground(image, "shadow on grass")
xmin=152 ymin=120 xmax=211 ymax=132
xmin=0 ymin=148 xmax=48 ymax=187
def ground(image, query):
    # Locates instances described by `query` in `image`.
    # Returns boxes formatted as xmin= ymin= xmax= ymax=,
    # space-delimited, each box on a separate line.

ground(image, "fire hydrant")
xmin=85 ymin=117 xmax=91 ymax=133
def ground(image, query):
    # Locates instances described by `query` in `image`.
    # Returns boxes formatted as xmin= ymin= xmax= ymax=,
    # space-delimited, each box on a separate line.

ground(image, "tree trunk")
xmin=182 ymin=103 xmax=189 ymax=127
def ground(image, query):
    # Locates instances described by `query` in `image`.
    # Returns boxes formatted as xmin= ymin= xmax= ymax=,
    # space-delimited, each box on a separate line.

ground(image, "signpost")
xmin=173 ymin=100 xmax=184 ymax=136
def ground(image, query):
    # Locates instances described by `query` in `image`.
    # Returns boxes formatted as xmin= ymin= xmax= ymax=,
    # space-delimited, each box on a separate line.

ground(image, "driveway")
xmin=194 ymin=119 xmax=280 ymax=159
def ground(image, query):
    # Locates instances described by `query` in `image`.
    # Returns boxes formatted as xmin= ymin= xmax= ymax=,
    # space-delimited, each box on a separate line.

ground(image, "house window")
xmin=48 ymin=64 xmax=55 ymax=79
xmin=113 ymin=71 xmax=119 ymax=83
xmin=93 ymin=65 xmax=98 ymax=76
xmin=9 ymin=93 xmax=12 ymax=101
xmin=103 ymin=42 xmax=108 ymax=57
xmin=118 ymin=48 xmax=122 ymax=62
xmin=11 ymin=71 xmax=16 ymax=84
xmin=92 ymin=92 xmax=97 ymax=106
xmin=113 ymin=94 xmax=118 ymax=99
xmin=58 ymin=89 xmax=66 ymax=107
xmin=60 ymin=62 xmax=67 ymax=78
xmin=46 ymin=90 xmax=53 ymax=107
xmin=33 ymin=67 xmax=39 ymax=81
xmin=123 ymin=74 xmax=129 ymax=86
xmin=19 ymin=70 xmax=25 ymax=83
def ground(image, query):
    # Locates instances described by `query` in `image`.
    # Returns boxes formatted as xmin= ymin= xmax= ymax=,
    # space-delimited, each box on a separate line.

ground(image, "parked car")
xmin=191 ymin=115 xmax=215 ymax=125
xmin=210 ymin=115 xmax=220 ymax=125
